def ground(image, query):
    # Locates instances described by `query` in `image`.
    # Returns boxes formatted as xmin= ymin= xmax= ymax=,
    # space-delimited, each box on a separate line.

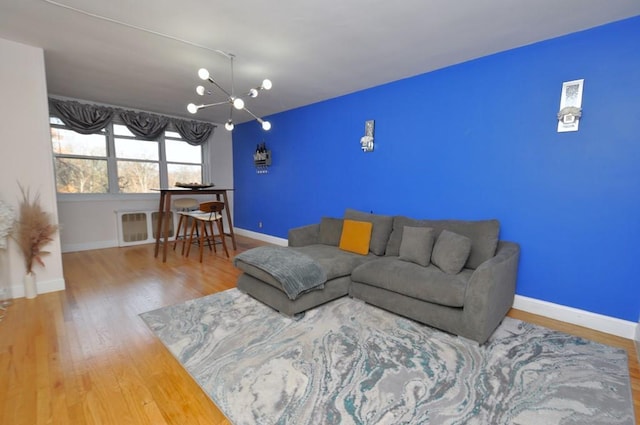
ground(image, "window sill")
xmin=56 ymin=193 xmax=159 ymax=203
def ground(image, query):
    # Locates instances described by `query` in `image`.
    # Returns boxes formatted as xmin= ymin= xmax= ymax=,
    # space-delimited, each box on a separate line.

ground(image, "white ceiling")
xmin=1 ymin=0 xmax=639 ymax=125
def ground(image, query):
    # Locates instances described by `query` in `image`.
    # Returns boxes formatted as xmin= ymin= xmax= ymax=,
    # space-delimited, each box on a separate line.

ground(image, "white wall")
xmin=0 ymin=38 xmax=65 ymax=297
xmin=57 ymin=123 xmax=234 ymax=252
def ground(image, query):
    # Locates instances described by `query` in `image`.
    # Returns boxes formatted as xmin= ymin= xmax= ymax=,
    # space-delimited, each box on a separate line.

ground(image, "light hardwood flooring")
xmin=1 ymin=235 xmax=638 ymax=424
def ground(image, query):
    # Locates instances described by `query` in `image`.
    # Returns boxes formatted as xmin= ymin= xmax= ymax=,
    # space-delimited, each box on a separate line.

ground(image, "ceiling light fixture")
xmin=187 ymin=53 xmax=272 ymax=131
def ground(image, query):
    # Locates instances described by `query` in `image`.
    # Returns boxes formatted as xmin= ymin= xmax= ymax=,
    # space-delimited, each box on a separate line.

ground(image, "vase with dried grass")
xmin=15 ymin=185 xmax=58 ymax=299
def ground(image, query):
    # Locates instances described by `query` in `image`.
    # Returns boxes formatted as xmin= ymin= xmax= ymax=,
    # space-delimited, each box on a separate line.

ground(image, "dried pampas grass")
xmin=16 ymin=185 xmax=58 ymax=274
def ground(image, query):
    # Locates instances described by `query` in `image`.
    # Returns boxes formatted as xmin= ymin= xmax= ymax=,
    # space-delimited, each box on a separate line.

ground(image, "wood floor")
xmin=1 ymin=235 xmax=638 ymax=424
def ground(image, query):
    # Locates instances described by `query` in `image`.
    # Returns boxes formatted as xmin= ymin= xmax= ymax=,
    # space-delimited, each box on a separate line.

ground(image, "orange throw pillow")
xmin=339 ymin=219 xmax=373 ymax=255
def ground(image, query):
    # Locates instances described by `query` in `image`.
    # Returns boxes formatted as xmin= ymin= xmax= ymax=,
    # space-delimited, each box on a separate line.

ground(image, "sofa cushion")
xmin=431 ymin=230 xmax=472 ymax=274
xmin=344 ymin=208 xmax=393 ymax=256
xmin=399 ymin=226 xmax=435 ymax=267
xmin=386 ymin=216 xmax=500 ymax=269
xmin=351 ymin=257 xmax=472 ymax=307
xmin=293 ymin=244 xmax=376 ymax=280
xmin=339 ymin=219 xmax=372 ymax=255
xmin=318 ymin=217 xmax=343 ymax=246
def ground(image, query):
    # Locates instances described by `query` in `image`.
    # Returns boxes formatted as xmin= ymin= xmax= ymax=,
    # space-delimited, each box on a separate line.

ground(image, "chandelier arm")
xmin=230 ymin=55 xmax=235 ymax=98
xmin=206 ymin=77 xmax=232 ymax=98
xmin=242 ymin=107 xmax=260 ymax=121
xmin=199 ymin=100 xmax=232 ymax=109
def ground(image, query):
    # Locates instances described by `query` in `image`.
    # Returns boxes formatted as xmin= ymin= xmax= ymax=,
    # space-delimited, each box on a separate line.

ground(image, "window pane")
xmin=51 ymin=128 xmax=107 ymax=156
xmin=54 ymin=158 xmax=108 ymax=193
xmin=166 ymin=139 xmax=201 ymax=163
xmin=167 ymin=164 xmax=203 ymax=186
xmin=113 ymin=124 xmax=136 ymax=137
xmin=115 ymin=138 xmax=159 ymax=160
xmin=165 ymin=130 xmax=181 ymax=138
xmin=50 ymin=117 xmax=64 ymax=125
xmin=117 ymin=161 xmax=159 ymax=193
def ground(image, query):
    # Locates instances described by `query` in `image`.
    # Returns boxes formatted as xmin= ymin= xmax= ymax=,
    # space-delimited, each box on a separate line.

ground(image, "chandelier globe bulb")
xmin=233 ymin=97 xmax=245 ymax=110
xmin=187 ymin=103 xmax=198 ymax=114
xmin=197 ymin=68 xmax=209 ymax=80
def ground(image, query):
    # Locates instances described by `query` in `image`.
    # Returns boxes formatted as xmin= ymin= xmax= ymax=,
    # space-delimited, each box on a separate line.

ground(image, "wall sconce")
xmin=360 ymin=120 xmax=374 ymax=152
xmin=557 ymin=79 xmax=584 ymax=132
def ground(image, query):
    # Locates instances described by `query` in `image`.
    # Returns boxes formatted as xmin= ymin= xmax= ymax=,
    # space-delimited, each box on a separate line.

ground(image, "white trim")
xmin=62 ymin=227 xmax=286 ymax=252
xmin=11 ymin=277 xmax=65 ymax=298
xmin=234 ymin=228 xmax=287 ymax=246
xmin=635 ymin=322 xmax=640 ymax=365
xmin=62 ymin=240 xmax=118 ymax=253
xmin=513 ymin=295 xmax=636 ymax=339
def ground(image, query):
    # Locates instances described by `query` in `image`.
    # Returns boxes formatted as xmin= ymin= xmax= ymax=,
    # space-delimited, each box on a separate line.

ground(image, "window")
xmin=50 ymin=118 xmax=109 ymax=193
xmin=165 ymin=131 xmax=203 ymax=186
xmin=113 ymin=124 xmax=160 ymax=193
xmin=50 ymin=118 xmax=206 ymax=194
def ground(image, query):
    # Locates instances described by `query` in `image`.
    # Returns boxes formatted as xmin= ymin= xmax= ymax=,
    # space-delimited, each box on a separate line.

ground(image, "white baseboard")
xmin=62 ymin=239 xmax=119 ymax=253
xmin=635 ymin=323 xmax=640 ymax=364
xmin=234 ymin=228 xmax=287 ymax=246
xmin=61 ymin=228 xmax=287 ymax=253
xmin=513 ymin=295 xmax=637 ymax=340
xmin=11 ymin=277 xmax=66 ymax=298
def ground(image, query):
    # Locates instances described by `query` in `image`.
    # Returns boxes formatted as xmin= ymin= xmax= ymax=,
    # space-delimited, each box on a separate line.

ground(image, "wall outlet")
xmin=258 ymin=221 xmax=263 ymax=228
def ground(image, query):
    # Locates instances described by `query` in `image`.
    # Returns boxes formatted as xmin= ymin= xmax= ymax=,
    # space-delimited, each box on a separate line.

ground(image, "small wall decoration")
xmin=360 ymin=120 xmax=375 ymax=152
xmin=557 ymin=79 xmax=584 ymax=132
xmin=253 ymin=142 xmax=271 ymax=174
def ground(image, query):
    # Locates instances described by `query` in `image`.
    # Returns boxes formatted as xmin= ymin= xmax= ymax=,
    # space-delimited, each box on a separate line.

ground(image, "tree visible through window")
xmin=51 ymin=121 xmax=109 ymax=193
xmin=50 ymin=117 xmax=205 ymax=194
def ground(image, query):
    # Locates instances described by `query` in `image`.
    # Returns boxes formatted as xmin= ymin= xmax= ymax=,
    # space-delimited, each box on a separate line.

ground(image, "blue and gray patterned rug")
xmin=140 ymin=288 xmax=634 ymax=425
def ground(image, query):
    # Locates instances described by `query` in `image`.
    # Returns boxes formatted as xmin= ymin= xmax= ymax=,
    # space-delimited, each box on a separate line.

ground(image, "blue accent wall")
xmin=233 ymin=16 xmax=640 ymax=322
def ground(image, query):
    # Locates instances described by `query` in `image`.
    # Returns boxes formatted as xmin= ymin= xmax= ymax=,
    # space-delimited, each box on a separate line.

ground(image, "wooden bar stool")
xmin=185 ymin=201 xmax=229 ymax=262
xmin=172 ymin=198 xmax=199 ymax=255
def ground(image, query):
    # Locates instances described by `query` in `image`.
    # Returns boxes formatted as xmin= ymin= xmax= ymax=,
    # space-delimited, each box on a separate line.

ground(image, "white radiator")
xmin=116 ymin=210 xmax=177 ymax=247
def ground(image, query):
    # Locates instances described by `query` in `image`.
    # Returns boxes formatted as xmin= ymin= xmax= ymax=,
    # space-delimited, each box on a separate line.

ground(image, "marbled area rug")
xmin=140 ymin=289 xmax=634 ymax=425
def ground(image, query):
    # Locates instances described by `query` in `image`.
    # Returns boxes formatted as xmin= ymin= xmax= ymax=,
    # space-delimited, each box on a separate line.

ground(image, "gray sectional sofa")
xmin=235 ymin=208 xmax=520 ymax=344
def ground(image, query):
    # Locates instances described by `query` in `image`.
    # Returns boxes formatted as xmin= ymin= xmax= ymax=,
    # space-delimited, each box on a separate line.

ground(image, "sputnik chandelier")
xmin=187 ymin=53 xmax=272 ymax=131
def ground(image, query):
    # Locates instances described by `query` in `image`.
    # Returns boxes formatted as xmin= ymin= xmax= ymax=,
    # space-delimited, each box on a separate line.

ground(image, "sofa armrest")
xmin=288 ymin=223 xmax=320 ymax=247
xmin=463 ymin=241 xmax=521 ymax=343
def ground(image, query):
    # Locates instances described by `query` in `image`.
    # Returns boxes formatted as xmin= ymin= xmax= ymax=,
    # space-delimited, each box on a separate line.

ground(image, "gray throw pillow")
xmin=399 ymin=226 xmax=435 ymax=267
xmin=344 ymin=208 xmax=393 ymax=255
xmin=431 ymin=230 xmax=472 ymax=274
xmin=318 ymin=217 xmax=343 ymax=246
xmin=386 ymin=216 xmax=499 ymax=269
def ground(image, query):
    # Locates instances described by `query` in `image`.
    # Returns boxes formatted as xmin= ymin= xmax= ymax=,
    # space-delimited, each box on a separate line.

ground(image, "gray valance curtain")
xmin=119 ymin=110 xmax=169 ymax=141
xmin=49 ymin=98 xmax=215 ymax=145
xmin=51 ymin=99 xmax=114 ymax=134
xmin=172 ymin=119 xmax=215 ymax=145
